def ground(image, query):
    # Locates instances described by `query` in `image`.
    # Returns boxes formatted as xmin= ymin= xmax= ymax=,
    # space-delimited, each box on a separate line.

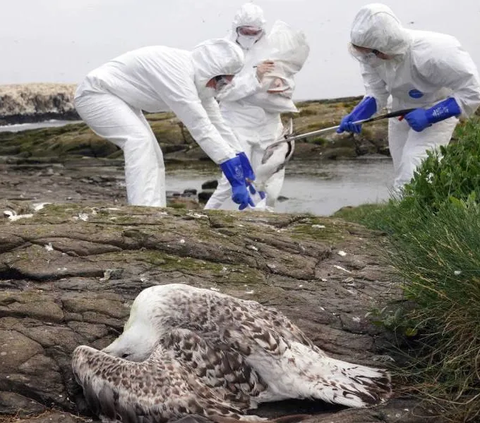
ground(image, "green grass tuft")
xmin=338 ymin=117 xmax=480 ymax=422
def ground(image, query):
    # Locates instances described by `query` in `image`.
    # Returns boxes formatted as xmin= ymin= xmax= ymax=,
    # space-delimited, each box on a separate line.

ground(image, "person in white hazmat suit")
xmin=204 ymin=3 xmax=309 ymax=211
xmin=74 ymin=39 xmax=256 ymax=210
xmin=337 ymin=3 xmax=480 ymax=192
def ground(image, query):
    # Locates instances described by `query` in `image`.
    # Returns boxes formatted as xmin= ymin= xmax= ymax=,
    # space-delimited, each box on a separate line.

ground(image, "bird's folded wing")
xmin=161 ymin=328 xmax=268 ymax=408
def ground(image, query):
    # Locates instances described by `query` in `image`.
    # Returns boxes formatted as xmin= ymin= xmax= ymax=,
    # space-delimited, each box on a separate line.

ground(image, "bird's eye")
xmin=121 ymin=353 xmax=129 ymax=359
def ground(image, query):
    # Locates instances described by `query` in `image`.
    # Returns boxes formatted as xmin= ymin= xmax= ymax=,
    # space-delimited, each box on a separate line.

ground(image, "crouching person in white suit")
xmin=74 ymin=39 xmax=255 ymax=209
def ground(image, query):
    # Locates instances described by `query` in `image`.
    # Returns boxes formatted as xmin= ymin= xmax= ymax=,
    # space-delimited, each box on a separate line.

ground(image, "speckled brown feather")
xmin=154 ymin=288 xmax=319 ymax=358
xmin=72 ymin=344 xmax=257 ymax=423
xmin=161 ymin=328 xmax=268 ymax=408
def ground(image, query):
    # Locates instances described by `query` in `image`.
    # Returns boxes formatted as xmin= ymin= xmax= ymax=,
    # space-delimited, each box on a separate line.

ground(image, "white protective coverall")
xmin=74 ymin=39 xmax=245 ymax=207
xmin=205 ymin=4 xmax=308 ymax=211
xmin=351 ymin=4 xmax=480 ymax=190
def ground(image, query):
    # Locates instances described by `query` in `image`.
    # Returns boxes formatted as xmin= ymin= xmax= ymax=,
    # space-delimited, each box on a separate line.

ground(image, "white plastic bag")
xmin=267 ymin=20 xmax=310 ymax=74
xmin=246 ymin=20 xmax=310 ymax=113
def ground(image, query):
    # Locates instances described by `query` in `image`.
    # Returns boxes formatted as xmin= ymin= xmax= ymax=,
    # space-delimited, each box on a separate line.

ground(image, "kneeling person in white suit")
xmin=75 ymin=39 xmax=255 ymax=209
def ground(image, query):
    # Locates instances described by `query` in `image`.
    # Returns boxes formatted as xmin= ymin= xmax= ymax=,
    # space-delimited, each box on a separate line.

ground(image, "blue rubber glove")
xmin=405 ymin=97 xmax=461 ymax=133
xmin=236 ymin=152 xmax=256 ymax=194
xmin=337 ymin=96 xmax=377 ymax=134
xmin=220 ymin=156 xmax=255 ymax=210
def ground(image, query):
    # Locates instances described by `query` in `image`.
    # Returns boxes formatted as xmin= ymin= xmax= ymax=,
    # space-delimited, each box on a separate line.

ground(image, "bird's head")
xmin=102 ymin=288 xmax=162 ymax=362
xmin=102 ymin=321 xmax=158 ymax=362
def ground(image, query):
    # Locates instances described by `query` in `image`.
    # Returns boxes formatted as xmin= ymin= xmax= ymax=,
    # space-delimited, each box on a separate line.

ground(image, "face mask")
xmin=213 ymin=76 xmax=235 ymax=101
xmin=215 ymin=84 xmax=234 ymax=101
xmin=236 ymin=34 xmax=258 ymax=50
xmin=363 ymin=52 xmax=383 ymax=67
xmin=352 ymin=51 xmax=385 ymax=68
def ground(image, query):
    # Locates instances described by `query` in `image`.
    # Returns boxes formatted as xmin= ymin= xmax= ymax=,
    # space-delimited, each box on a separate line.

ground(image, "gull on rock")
xmin=72 ymin=284 xmax=392 ymax=422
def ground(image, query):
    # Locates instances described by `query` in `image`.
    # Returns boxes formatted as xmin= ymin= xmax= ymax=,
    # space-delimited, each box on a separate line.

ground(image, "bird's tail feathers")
xmin=308 ymin=356 xmax=392 ymax=408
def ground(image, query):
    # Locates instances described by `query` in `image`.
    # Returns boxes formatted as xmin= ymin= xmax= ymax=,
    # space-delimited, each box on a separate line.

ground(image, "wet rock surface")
xmin=0 ymin=196 xmax=433 ymax=422
xmin=0 ymin=159 xmax=206 ymax=210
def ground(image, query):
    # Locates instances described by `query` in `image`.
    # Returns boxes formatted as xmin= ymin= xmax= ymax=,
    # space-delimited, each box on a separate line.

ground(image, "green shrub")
xmin=402 ymin=119 xmax=480 ymax=212
xmin=385 ymin=199 xmax=480 ymax=422
xmin=351 ymin=118 xmax=480 ymax=422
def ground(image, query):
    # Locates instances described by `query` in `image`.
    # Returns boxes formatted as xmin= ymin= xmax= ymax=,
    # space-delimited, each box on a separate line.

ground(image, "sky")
xmin=2 ymin=0 xmax=480 ymax=101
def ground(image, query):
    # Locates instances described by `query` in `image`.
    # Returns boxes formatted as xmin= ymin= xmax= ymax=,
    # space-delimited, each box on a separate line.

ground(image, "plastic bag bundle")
xmin=267 ymin=20 xmax=310 ymax=74
xmin=247 ymin=21 xmax=309 ymax=113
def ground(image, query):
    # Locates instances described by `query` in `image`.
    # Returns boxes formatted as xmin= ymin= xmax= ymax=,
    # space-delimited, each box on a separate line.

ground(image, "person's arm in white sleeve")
xmin=202 ymin=96 xmax=256 ymax=191
xmin=201 ymin=97 xmax=244 ymax=153
xmin=360 ymin=63 xmax=390 ymax=110
xmin=153 ymin=76 xmax=236 ymax=164
xmin=217 ymin=67 xmax=262 ymax=103
xmin=420 ymin=41 xmax=480 ymax=117
xmin=337 ymin=64 xmax=384 ymax=134
xmin=403 ymin=36 xmax=480 ymax=133
xmin=170 ymin=97 xmax=237 ymax=164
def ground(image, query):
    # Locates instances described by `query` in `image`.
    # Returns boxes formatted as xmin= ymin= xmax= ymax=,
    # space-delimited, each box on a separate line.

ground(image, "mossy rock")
xmin=0 ymin=96 xmax=393 ymax=163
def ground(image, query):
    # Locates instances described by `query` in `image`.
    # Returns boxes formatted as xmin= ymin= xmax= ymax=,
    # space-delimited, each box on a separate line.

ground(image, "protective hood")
xmin=232 ymin=3 xmax=266 ymax=31
xmin=191 ymin=38 xmax=245 ymax=98
xmin=350 ymin=3 xmax=412 ymax=57
xmin=228 ymin=3 xmax=266 ymax=50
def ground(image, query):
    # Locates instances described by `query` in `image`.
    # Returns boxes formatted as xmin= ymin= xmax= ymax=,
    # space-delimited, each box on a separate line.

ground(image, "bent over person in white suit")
xmin=75 ymin=39 xmax=256 ymax=209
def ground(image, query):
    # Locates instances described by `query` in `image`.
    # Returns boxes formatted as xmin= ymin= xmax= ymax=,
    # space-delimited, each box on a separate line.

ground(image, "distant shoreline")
xmin=0 ymin=110 xmax=80 ymax=126
xmin=0 ymin=96 xmax=364 ymax=127
xmin=0 ymin=81 xmax=363 ymax=126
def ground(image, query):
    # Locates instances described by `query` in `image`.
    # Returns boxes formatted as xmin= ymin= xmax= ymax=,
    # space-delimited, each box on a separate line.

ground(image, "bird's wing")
xmin=72 ymin=345 xmax=246 ymax=423
xmin=225 ymin=299 xmax=323 ymax=356
xmin=165 ymin=291 xmax=324 ymax=358
xmin=161 ymin=328 xmax=268 ymax=408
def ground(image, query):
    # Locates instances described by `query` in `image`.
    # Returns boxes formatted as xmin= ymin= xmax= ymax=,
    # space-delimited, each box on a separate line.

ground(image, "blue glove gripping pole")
xmin=405 ymin=97 xmax=461 ymax=132
xmin=220 ymin=156 xmax=255 ymax=210
xmin=337 ymin=96 xmax=378 ymax=134
xmin=236 ymin=152 xmax=256 ymax=194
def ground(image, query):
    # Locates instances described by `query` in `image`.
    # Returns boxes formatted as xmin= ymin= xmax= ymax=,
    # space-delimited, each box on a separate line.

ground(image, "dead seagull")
xmin=253 ymin=121 xmax=295 ymax=205
xmin=73 ymin=330 xmax=310 ymax=423
xmin=72 ymin=284 xmax=392 ymax=420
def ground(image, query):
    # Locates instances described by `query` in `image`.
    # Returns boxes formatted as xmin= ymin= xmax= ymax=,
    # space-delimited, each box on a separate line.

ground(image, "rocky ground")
xmin=0 ymin=86 xmax=438 ymax=423
xmin=0 ymin=201 xmax=434 ymax=423
xmin=0 ymin=187 xmax=436 ymax=423
xmin=0 ymin=88 xmax=390 ymax=163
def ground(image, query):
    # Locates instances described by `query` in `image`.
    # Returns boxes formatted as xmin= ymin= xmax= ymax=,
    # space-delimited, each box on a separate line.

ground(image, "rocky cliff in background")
xmin=0 ymin=83 xmax=79 ymax=125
